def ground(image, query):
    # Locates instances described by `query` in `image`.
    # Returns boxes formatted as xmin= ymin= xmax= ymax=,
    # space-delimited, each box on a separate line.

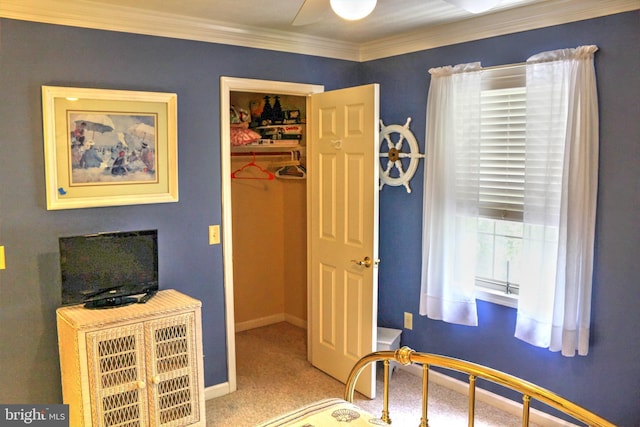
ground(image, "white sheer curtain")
xmin=515 ymin=45 xmax=599 ymax=356
xmin=419 ymin=63 xmax=482 ymax=326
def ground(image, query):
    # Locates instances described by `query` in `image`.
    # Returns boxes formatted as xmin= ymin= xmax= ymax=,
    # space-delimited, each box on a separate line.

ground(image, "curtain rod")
xmin=482 ymin=61 xmax=526 ymax=71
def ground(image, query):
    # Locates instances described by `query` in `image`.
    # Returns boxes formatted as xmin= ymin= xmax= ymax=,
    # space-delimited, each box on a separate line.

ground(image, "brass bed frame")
xmin=344 ymin=346 xmax=615 ymax=427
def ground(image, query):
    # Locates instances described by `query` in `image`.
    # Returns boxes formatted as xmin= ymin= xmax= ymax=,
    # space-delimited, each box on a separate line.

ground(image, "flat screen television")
xmin=59 ymin=229 xmax=159 ymax=309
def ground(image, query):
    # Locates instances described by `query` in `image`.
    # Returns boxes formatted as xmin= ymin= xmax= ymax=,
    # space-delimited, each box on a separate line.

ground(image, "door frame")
xmin=219 ymin=77 xmax=324 ymax=393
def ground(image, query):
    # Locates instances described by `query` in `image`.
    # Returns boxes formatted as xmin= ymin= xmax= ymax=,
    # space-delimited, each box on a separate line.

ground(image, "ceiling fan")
xmin=292 ymin=0 xmax=502 ymax=25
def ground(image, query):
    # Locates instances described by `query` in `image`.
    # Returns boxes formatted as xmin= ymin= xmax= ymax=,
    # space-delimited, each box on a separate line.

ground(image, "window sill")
xmin=475 ymin=288 xmax=518 ymax=309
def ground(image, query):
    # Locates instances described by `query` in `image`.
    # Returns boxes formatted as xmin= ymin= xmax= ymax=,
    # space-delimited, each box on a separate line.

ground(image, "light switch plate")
xmin=208 ymin=225 xmax=220 ymax=245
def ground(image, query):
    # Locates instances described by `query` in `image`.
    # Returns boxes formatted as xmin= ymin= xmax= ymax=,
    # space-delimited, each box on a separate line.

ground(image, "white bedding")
xmin=256 ymin=398 xmax=387 ymax=426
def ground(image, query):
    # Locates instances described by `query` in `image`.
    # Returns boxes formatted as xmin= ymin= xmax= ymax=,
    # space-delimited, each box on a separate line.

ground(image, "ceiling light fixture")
xmin=330 ymin=0 xmax=377 ymax=21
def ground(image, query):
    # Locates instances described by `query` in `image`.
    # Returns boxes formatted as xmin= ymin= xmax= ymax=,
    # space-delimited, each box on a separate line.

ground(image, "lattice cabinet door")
xmin=145 ymin=313 xmax=202 ymax=427
xmin=86 ymin=323 xmax=149 ymax=427
xmin=57 ymin=289 xmax=206 ymax=427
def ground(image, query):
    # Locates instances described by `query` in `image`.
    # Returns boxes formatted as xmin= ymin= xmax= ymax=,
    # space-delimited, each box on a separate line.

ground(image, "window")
xmin=475 ymin=67 xmax=526 ymax=300
xmin=422 ymin=47 xmax=599 ymax=355
xmin=476 ymin=218 xmax=522 ymax=293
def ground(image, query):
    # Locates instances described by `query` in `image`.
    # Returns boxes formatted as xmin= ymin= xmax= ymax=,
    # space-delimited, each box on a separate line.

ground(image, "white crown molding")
xmin=0 ymin=0 xmax=361 ymax=61
xmin=360 ymin=0 xmax=640 ymax=61
xmin=1 ymin=0 xmax=639 ymax=62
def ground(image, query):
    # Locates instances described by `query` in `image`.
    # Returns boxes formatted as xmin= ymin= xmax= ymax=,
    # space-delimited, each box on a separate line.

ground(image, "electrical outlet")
xmin=208 ymin=225 xmax=220 ymax=245
xmin=404 ymin=312 xmax=413 ymax=330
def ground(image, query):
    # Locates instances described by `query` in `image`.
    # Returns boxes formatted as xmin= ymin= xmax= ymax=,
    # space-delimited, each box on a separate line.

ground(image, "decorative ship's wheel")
xmin=379 ymin=118 xmax=425 ymax=193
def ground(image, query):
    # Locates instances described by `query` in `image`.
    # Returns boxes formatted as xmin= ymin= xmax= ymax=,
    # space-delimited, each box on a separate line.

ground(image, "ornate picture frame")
xmin=42 ymin=86 xmax=178 ymax=210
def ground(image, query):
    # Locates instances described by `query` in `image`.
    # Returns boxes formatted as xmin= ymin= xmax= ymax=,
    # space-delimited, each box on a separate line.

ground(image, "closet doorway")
xmin=220 ymin=77 xmax=324 ymax=393
xmin=220 ymin=77 xmax=380 ymax=398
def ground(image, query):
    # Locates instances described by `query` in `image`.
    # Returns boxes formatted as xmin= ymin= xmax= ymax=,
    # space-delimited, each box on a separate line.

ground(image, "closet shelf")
xmin=231 ymin=144 xmax=305 ymax=155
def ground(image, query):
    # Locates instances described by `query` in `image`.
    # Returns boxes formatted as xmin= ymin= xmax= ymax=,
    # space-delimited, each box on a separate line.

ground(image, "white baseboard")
xmin=235 ymin=314 xmax=285 ymax=332
xmin=284 ymin=314 xmax=307 ymax=329
xmin=204 ymin=381 xmax=231 ymax=401
xmin=235 ymin=313 xmax=307 ymax=332
xmin=402 ymin=364 xmax=579 ymax=427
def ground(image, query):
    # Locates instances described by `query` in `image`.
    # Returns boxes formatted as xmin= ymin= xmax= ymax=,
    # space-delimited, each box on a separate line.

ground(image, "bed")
xmin=257 ymin=346 xmax=615 ymax=427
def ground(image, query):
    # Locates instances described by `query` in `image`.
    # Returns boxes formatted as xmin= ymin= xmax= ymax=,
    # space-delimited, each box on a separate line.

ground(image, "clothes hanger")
xmin=275 ymin=164 xmax=306 ymax=179
xmin=231 ymin=153 xmax=275 ymax=180
xmin=275 ymin=151 xmax=306 ymax=180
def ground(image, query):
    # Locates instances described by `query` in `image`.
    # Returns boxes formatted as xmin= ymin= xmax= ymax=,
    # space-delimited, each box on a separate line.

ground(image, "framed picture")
xmin=42 ymin=86 xmax=178 ymax=210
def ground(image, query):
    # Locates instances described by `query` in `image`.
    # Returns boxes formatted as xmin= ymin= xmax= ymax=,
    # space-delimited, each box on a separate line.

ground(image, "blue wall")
xmin=0 ymin=10 xmax=638 ymax=426
xmin=364 ymin=11 xmax=640 ymax=426
xmin=0 ymin=18 xmax=359 ymax=402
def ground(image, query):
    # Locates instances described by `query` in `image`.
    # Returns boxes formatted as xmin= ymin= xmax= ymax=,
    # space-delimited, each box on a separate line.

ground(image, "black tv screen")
xmin=59 ymin=229 xmax=158 ymax=308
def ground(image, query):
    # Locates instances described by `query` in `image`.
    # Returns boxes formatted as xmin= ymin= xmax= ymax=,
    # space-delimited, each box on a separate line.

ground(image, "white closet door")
xmin=309 ymin=83 xmax=380 ymax=399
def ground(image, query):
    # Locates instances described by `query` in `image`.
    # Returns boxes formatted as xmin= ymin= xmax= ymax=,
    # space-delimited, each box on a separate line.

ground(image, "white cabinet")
xmin=56 ymin=289 xmax=206 ymax=427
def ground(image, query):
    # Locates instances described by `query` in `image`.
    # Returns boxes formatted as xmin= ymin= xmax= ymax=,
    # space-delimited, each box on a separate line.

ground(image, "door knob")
xmin=351 ymin=256 xmax=380 ymax=268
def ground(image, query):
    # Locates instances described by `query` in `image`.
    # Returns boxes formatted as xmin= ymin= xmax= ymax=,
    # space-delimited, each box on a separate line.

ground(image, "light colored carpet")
xmin=205 ymin=322 xmax=534 ymax=426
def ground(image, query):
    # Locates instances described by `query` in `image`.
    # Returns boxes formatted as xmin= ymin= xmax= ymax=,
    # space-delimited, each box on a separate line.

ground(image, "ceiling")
xmin=1 ymin=0 xmax=639 ymax=61
xmin=78 ymin=0 xmax=546 ymax=43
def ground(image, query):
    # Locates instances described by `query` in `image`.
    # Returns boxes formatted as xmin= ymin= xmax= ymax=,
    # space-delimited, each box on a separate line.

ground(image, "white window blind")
xmin=479 ymin=66 xmax=526 ymax=221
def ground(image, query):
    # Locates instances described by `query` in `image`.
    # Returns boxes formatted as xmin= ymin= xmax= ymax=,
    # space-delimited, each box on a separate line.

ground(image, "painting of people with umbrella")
xmin=68 ymin=112 xmax=158 ymax=184
xmin=42 ymin=86 xmax=177 ymax=210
